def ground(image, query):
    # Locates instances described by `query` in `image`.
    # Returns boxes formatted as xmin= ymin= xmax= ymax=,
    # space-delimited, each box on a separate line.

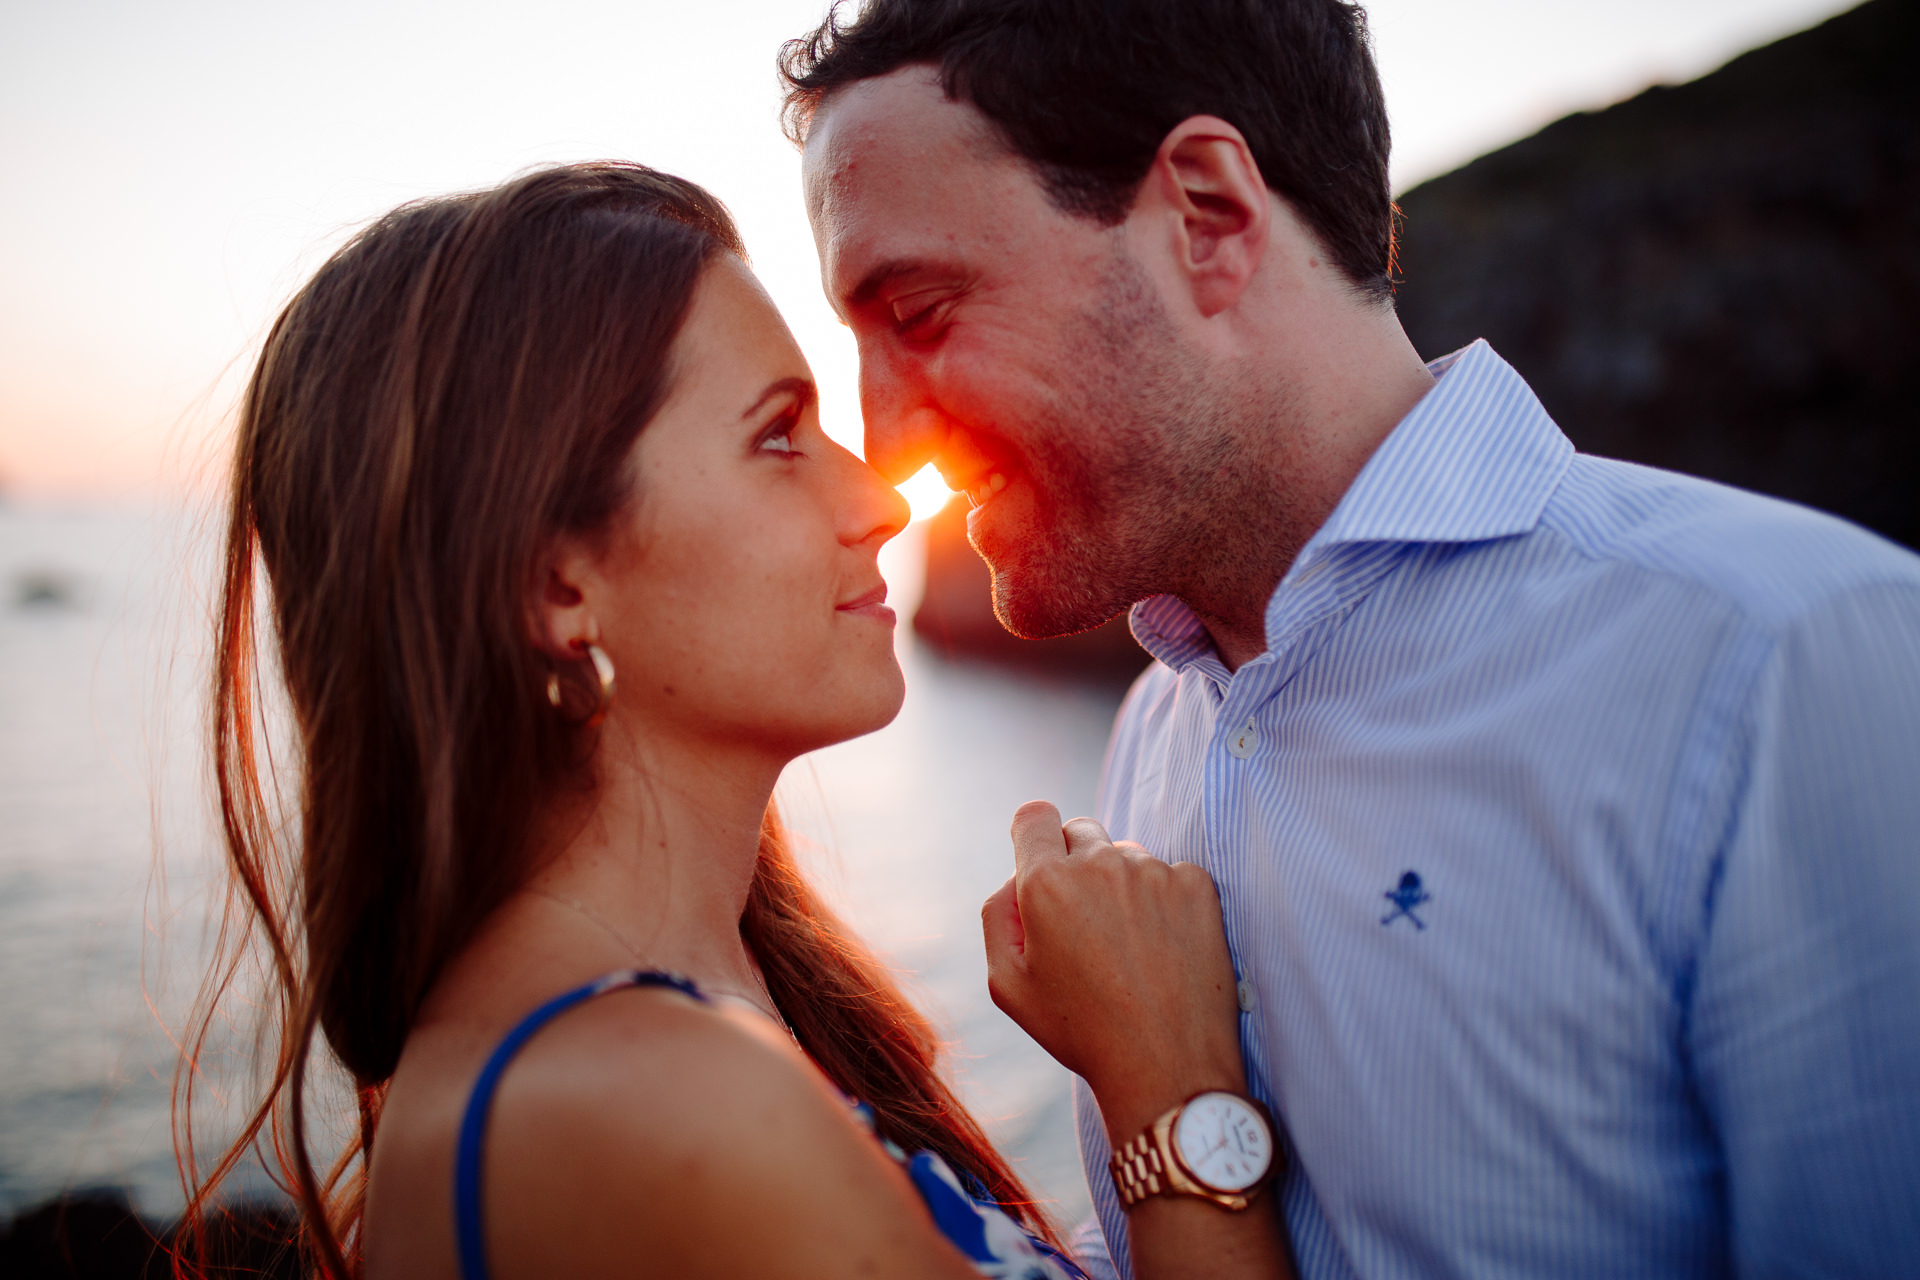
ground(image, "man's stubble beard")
xmin=982 ymin=248 xmax=1303 ymax=641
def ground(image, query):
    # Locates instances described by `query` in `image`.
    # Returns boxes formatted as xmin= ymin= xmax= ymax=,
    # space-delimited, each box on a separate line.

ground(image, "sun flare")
xmin=898 ymin=463 xmax=961 ymax=524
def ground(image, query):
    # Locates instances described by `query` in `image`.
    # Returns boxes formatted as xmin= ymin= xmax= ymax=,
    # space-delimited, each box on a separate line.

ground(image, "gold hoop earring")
xmin=546 ymin=640 xmax=616 ymax=727
xmin=578 ymin=641 xmax=615 ymax=727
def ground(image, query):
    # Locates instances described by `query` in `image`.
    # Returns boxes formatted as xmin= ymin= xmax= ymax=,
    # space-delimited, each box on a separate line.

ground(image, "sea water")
xmin=0 ymin=500 xmax=1122 ymax=1225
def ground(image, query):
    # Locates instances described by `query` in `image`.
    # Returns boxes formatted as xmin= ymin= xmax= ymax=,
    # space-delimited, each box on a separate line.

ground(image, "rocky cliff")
xmin=1394 ymin=0 xmax=1918 ymax=550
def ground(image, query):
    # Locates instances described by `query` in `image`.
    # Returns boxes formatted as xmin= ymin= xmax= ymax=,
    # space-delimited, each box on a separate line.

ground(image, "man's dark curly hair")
xmin=779 ymin=0 xmax=1396 ymax=300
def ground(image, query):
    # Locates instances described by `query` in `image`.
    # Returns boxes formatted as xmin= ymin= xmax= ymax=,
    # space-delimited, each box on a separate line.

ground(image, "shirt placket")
xmin=1204 ymin=593 xmax=1311 ymax=1112
xmin=1202 ymin=548 xmax=1409 ymax=1123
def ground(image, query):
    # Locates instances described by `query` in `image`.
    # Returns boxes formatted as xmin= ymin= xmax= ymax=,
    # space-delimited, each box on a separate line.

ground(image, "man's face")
xmin=803 ymin=68 xmax=1235 ymax=639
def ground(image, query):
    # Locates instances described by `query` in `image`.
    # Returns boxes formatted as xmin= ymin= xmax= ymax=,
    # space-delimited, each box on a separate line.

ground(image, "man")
xmin=783 ymin=1 xmax=1920 ymax=1276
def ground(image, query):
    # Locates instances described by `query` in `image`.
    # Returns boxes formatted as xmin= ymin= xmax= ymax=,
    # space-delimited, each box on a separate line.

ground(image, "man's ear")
xmin=531 ymin=536 xmax=600 ymax=661
xmin=1137 ymin=115 xmax=1271 ymax=318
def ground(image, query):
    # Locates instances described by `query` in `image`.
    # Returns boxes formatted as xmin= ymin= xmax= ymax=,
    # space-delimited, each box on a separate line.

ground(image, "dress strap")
xmin=454 ymin=969 xmax=706 ymax=1280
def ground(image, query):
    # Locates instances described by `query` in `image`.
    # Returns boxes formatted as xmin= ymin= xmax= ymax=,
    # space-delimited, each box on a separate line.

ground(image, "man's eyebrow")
xmin=739 ymin=376 xmax=817 ymax=421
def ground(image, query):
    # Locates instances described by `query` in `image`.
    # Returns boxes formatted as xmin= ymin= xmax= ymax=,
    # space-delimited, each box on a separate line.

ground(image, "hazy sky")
xmin=0 ymin=0 xmax=1856 ymax=508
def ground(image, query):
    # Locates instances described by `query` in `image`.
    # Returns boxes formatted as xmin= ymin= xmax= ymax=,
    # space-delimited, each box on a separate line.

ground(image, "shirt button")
xmin=1228 ymin=718 xmax=1259 ymax=759
xmin=1236 ymin=980 xmax=1256 ymax=1012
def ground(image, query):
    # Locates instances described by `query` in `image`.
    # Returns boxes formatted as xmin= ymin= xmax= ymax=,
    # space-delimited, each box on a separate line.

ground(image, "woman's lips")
xmin=837 ymin=584 xmax=895 ymax=623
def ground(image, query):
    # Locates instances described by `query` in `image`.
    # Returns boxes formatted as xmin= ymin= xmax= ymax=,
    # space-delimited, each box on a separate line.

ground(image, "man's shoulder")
xmin=1537 ymin=453 xmax=1920 ymax=630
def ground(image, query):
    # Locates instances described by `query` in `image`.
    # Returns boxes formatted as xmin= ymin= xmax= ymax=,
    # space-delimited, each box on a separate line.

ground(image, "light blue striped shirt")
xmin=1073 ymin=341 xmax=1920 ymax=1279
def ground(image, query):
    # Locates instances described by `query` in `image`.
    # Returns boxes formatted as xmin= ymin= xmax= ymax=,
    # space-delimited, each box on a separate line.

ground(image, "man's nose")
xmin=859 ymin=349 xmax=947 ymax=485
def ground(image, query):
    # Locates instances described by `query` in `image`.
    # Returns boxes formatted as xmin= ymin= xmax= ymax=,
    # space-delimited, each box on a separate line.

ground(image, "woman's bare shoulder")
xmin=479 ymin=985 xmax=978 ymax=1280
xmin=501 ymin=981 xmax=803 ymax=1105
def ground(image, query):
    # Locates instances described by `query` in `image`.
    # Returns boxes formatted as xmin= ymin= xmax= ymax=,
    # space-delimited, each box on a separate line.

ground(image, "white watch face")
xmin=1172 ymin=1092 xmax=1273 ymax=1193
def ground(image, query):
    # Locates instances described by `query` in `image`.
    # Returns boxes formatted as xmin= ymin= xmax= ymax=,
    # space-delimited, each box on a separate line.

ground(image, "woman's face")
xmin=567 ymin=255 xmax=909 ymax=762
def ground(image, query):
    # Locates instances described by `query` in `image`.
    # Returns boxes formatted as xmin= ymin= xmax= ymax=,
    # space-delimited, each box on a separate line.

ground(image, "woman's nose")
xmin=839 ymin=447 xmax=912 ymax=547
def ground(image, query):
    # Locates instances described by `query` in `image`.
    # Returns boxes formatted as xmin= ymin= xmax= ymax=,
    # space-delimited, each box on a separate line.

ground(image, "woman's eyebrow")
xmin=739 ymin=375 xmax=816 ymax=421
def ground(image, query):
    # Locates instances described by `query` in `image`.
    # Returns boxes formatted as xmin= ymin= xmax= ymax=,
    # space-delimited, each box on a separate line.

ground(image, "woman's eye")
xmin=760 ymin=426 xmax=797 ymax=455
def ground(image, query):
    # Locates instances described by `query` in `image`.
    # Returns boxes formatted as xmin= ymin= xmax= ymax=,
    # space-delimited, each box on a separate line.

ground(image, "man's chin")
xmin=988 ymin=566 xmax=1130 ymax=641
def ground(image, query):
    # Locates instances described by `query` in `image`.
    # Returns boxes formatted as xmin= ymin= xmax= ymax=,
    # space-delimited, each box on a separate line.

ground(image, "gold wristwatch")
xmin=1109 ymin=1090 xmax=1278 ymax=1212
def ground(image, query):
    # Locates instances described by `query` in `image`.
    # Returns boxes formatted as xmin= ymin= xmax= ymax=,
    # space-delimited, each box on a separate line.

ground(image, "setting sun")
xmin=898 ymin=462 xmax=960 ymax=523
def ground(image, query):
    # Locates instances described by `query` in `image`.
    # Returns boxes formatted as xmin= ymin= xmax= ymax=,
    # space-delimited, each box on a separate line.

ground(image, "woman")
xmin=180 ymin=162 xmax=1287 ymax=1279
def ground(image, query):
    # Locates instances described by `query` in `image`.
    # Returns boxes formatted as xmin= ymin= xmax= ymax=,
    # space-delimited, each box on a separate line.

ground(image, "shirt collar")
xmin=1306 ymin=339 xmax=1573 ymax=549
xmin=1130 ymin=340 xmax=1574 ymax=672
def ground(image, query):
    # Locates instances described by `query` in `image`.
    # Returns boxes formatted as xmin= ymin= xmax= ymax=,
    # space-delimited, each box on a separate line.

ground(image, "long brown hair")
xmin=178 ymin=162 xmax=1055 ymax=1277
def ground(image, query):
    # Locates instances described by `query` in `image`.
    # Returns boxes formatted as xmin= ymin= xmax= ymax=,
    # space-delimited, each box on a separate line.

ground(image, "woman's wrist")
xmin=1089 ymin=1044 xmax=1250 ymax=1149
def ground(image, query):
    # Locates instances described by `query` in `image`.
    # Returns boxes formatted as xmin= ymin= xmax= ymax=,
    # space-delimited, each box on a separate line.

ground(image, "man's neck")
xmin=1182 ymin=309 xmax=1436 ymax=673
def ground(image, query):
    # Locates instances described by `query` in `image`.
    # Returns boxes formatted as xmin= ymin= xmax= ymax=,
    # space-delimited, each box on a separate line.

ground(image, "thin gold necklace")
xmin=528 ymin=887 xmax=795 ymax=1041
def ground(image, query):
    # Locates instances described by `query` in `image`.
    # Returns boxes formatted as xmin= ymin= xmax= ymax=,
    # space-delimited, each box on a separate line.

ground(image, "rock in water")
xmin=0 ymin=1190 xmax=303 ymax=1279
xmin=1394 ymin=0 xmax=1919 ymax=551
